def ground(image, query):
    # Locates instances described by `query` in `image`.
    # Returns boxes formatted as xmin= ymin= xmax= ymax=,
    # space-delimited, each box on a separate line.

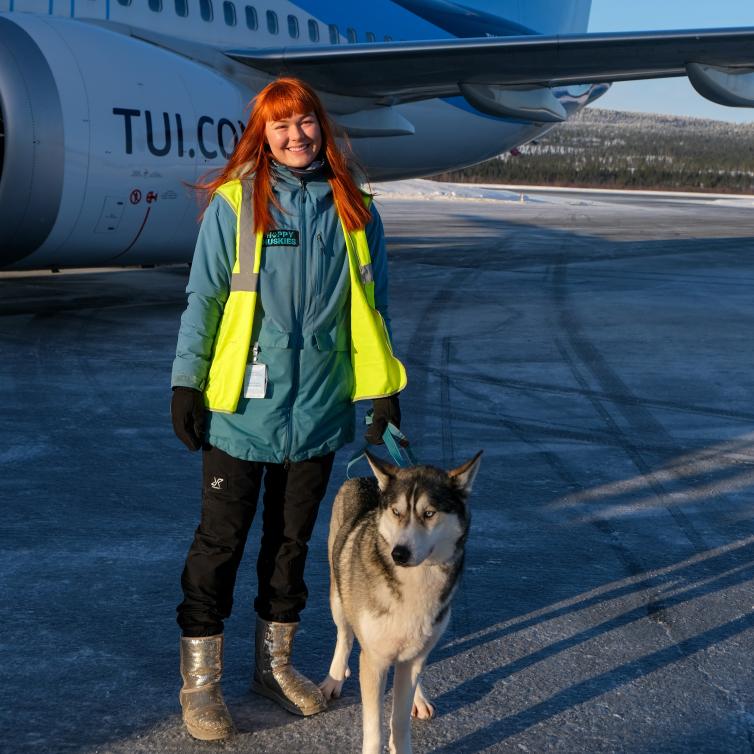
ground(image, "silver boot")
xmin=252 ymin=617 xmax=327 ymax=716
xmin=179 ymin=634 xmax=234 ymax=741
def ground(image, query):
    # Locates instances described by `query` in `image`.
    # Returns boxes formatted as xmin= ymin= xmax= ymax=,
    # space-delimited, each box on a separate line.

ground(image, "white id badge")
xmin=243 ymin=363 xmax=268 ymax=399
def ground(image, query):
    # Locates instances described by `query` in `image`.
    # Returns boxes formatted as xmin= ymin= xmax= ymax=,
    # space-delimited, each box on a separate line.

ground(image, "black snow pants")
xmin=177 ymin=444 xmax=335 ymax=637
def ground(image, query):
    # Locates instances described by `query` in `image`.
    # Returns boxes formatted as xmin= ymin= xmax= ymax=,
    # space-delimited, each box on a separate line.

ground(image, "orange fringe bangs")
xmin=196 ymin=77 xmax=372 ymax=233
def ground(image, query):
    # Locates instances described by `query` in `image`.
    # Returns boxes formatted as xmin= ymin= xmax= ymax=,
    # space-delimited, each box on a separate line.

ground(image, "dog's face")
xmin=366 ymin=451 xmax=482 ymax=567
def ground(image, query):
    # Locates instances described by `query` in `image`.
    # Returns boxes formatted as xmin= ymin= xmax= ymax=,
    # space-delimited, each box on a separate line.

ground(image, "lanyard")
xmin=346 ymin=413 xmax=417 ymax=479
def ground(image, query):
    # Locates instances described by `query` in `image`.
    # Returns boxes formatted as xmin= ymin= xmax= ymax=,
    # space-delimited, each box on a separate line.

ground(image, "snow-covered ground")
xmin=371 ymin=177 xmax=754 ymax=207
xmin=371 ymin=178 xmax=533 ymax=203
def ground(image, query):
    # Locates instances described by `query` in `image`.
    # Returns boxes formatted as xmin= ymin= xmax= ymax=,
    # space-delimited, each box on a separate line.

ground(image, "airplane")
xmin=2 ymin=0 xmax=754 ymax=270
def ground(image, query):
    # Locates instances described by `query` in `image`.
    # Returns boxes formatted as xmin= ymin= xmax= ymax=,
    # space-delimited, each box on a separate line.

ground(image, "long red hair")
xmin=197 ymin=77 xmax=372 ymax=233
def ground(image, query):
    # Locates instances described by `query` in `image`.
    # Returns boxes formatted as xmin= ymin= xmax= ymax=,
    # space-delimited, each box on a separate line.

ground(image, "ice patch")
xmin=0 ymin=443 xmax=49 ymax=463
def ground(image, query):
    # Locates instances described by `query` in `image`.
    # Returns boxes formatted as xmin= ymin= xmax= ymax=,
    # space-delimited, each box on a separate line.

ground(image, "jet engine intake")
xmin=0 ymin=13 xmax=253 ymax=270
xmin=0 ymin=16 xmax=64 ymax=266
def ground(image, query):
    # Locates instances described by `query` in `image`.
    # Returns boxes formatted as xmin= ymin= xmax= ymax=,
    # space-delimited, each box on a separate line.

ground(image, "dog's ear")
xmin=365 ymin=451 xmax=398 ymax=492
xmin=448 ymin=451 xmax=483 ymax=495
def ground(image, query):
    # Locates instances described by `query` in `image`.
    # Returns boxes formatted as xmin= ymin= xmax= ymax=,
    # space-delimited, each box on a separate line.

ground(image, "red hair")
xmin=196 ymin=77 xmax=372 ymax=233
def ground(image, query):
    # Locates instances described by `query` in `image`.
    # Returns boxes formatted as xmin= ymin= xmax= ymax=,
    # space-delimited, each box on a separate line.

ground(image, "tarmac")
xmin=2 ymin=186 xmax=754 ymax=753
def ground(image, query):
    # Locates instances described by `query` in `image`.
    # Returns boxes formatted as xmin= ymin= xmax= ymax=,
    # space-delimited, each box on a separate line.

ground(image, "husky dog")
xmin=319 ymin=450 xmax=482 ymax=754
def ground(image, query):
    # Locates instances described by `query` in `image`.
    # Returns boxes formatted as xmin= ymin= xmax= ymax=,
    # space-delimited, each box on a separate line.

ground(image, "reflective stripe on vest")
xmin=340 ymin=204 xmax=407 ymax=401
xmin=203 ymin=180 xmax=262 ymax=412
xmin=203 ymin=179 xmax=407 ymax=413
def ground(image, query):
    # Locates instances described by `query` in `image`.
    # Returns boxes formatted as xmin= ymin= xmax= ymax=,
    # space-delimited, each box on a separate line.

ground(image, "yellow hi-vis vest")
xmin=203 ymin=179 xmax=407 ymax=413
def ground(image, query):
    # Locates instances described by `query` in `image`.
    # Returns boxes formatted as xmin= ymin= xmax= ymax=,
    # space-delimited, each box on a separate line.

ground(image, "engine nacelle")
xmin=0 ymin=13 xmax=256 ymax=269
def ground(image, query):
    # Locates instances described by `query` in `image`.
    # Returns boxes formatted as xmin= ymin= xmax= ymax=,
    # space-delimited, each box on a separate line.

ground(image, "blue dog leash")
xmin=346 ymin=410 xmax=417 ymax=478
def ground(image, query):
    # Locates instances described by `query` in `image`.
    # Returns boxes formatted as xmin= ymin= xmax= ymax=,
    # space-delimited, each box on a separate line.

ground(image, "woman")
xmin=170 ymin=77 xmax=406 ymax=741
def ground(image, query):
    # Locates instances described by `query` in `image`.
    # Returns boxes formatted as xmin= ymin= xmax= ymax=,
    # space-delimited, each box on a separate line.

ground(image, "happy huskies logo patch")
xmin=263 ymin=230 xmax=300 ymax=247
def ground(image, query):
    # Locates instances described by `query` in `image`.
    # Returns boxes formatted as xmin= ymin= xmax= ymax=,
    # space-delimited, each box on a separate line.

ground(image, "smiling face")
xmin=264 ymin=111 xmax=323 ymax=168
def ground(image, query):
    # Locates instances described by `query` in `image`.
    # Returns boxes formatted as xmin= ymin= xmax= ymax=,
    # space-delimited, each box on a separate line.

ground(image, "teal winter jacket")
xmin=171 ymin=163 xmax=392 ymax=463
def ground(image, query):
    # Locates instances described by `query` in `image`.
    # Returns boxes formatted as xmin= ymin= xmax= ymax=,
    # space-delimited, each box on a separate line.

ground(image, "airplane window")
xmin=287 ymin=14 xmax=298 ymax=38
xmin=245 ymin=5 xmax=257 ymax=29
xmin=384 ymin=35 xmax=393 ymax=41
xmin=266 ymin=10 xmax=278 ymax=34
xmin=328 ymin=24 xmax=339 ymax=44
xmin=223 ymin=0 xmax=236 ymax=26
xmin=346 ymin=27 xmax=357 ymax=43
xmin=199 ymin=0 xmax=212 ymax=21
xmin=365 ymin=31 xmax=375 ymax=42
xmin=148 ymin=0 xmax=162 ymax=12
xmin=116 ymin=0 xmax=131 ymax=6
xmin=308 ymin=19 xmax=319 ymax=42
xmin=174 ymin=0 xmax=188 ymax=16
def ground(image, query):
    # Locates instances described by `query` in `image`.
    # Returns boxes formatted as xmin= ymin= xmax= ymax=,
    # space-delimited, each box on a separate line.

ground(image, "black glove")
xmin=171 ymin=387 xmax=206 ymax=451
xmin=364 ymin=395 xmax=402 ymax=446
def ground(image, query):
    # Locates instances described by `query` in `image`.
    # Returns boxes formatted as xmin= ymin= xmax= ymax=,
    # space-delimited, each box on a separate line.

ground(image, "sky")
xmin=588 ymin=0 xmax=754 ymax=123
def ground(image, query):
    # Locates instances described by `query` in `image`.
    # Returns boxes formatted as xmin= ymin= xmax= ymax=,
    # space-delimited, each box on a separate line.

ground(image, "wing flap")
xmin=227 ymin=27 xmax=754 ymax=103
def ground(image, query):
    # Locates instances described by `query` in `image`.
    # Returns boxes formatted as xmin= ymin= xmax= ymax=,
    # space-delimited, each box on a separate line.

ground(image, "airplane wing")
xmin=226 ymin=27 xmax=754 ymax=114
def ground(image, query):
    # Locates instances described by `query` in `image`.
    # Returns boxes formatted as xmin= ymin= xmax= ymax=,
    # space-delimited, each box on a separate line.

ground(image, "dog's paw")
xmin=411 ymin=699 xmax=435 ymax=720
xmin=318 ymin=674 xmax=346 ymax=701
xmin=411 ymin=685 xmax=435 ymax=720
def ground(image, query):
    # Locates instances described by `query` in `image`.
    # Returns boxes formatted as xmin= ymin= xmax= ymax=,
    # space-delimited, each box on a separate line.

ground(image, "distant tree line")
xmin=432 ymin=108 xmax=754 ymax=193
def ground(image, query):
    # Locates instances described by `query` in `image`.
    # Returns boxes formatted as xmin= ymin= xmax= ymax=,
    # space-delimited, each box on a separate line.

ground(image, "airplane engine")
xmin=0 ymin=13 xmax=255 ymax=269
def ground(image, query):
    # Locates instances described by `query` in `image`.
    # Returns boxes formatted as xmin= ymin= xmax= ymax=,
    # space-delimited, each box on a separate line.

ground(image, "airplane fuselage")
xmin=0 ymin=0 xmax=596 ymax=268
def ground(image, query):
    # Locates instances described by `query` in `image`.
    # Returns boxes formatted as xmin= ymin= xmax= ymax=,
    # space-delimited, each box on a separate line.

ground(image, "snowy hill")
xmin=433 ymin=108 xmax=754 ymax=193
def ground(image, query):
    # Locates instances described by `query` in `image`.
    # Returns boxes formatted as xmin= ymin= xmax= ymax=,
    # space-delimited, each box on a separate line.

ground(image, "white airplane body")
xmin=1 ymin=0 xmax=754 ymax=269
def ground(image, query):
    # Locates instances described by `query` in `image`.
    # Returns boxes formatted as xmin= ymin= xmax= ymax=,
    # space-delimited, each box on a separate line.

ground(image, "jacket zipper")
xmin=283 ymin=179 xmax=307 ymax=466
